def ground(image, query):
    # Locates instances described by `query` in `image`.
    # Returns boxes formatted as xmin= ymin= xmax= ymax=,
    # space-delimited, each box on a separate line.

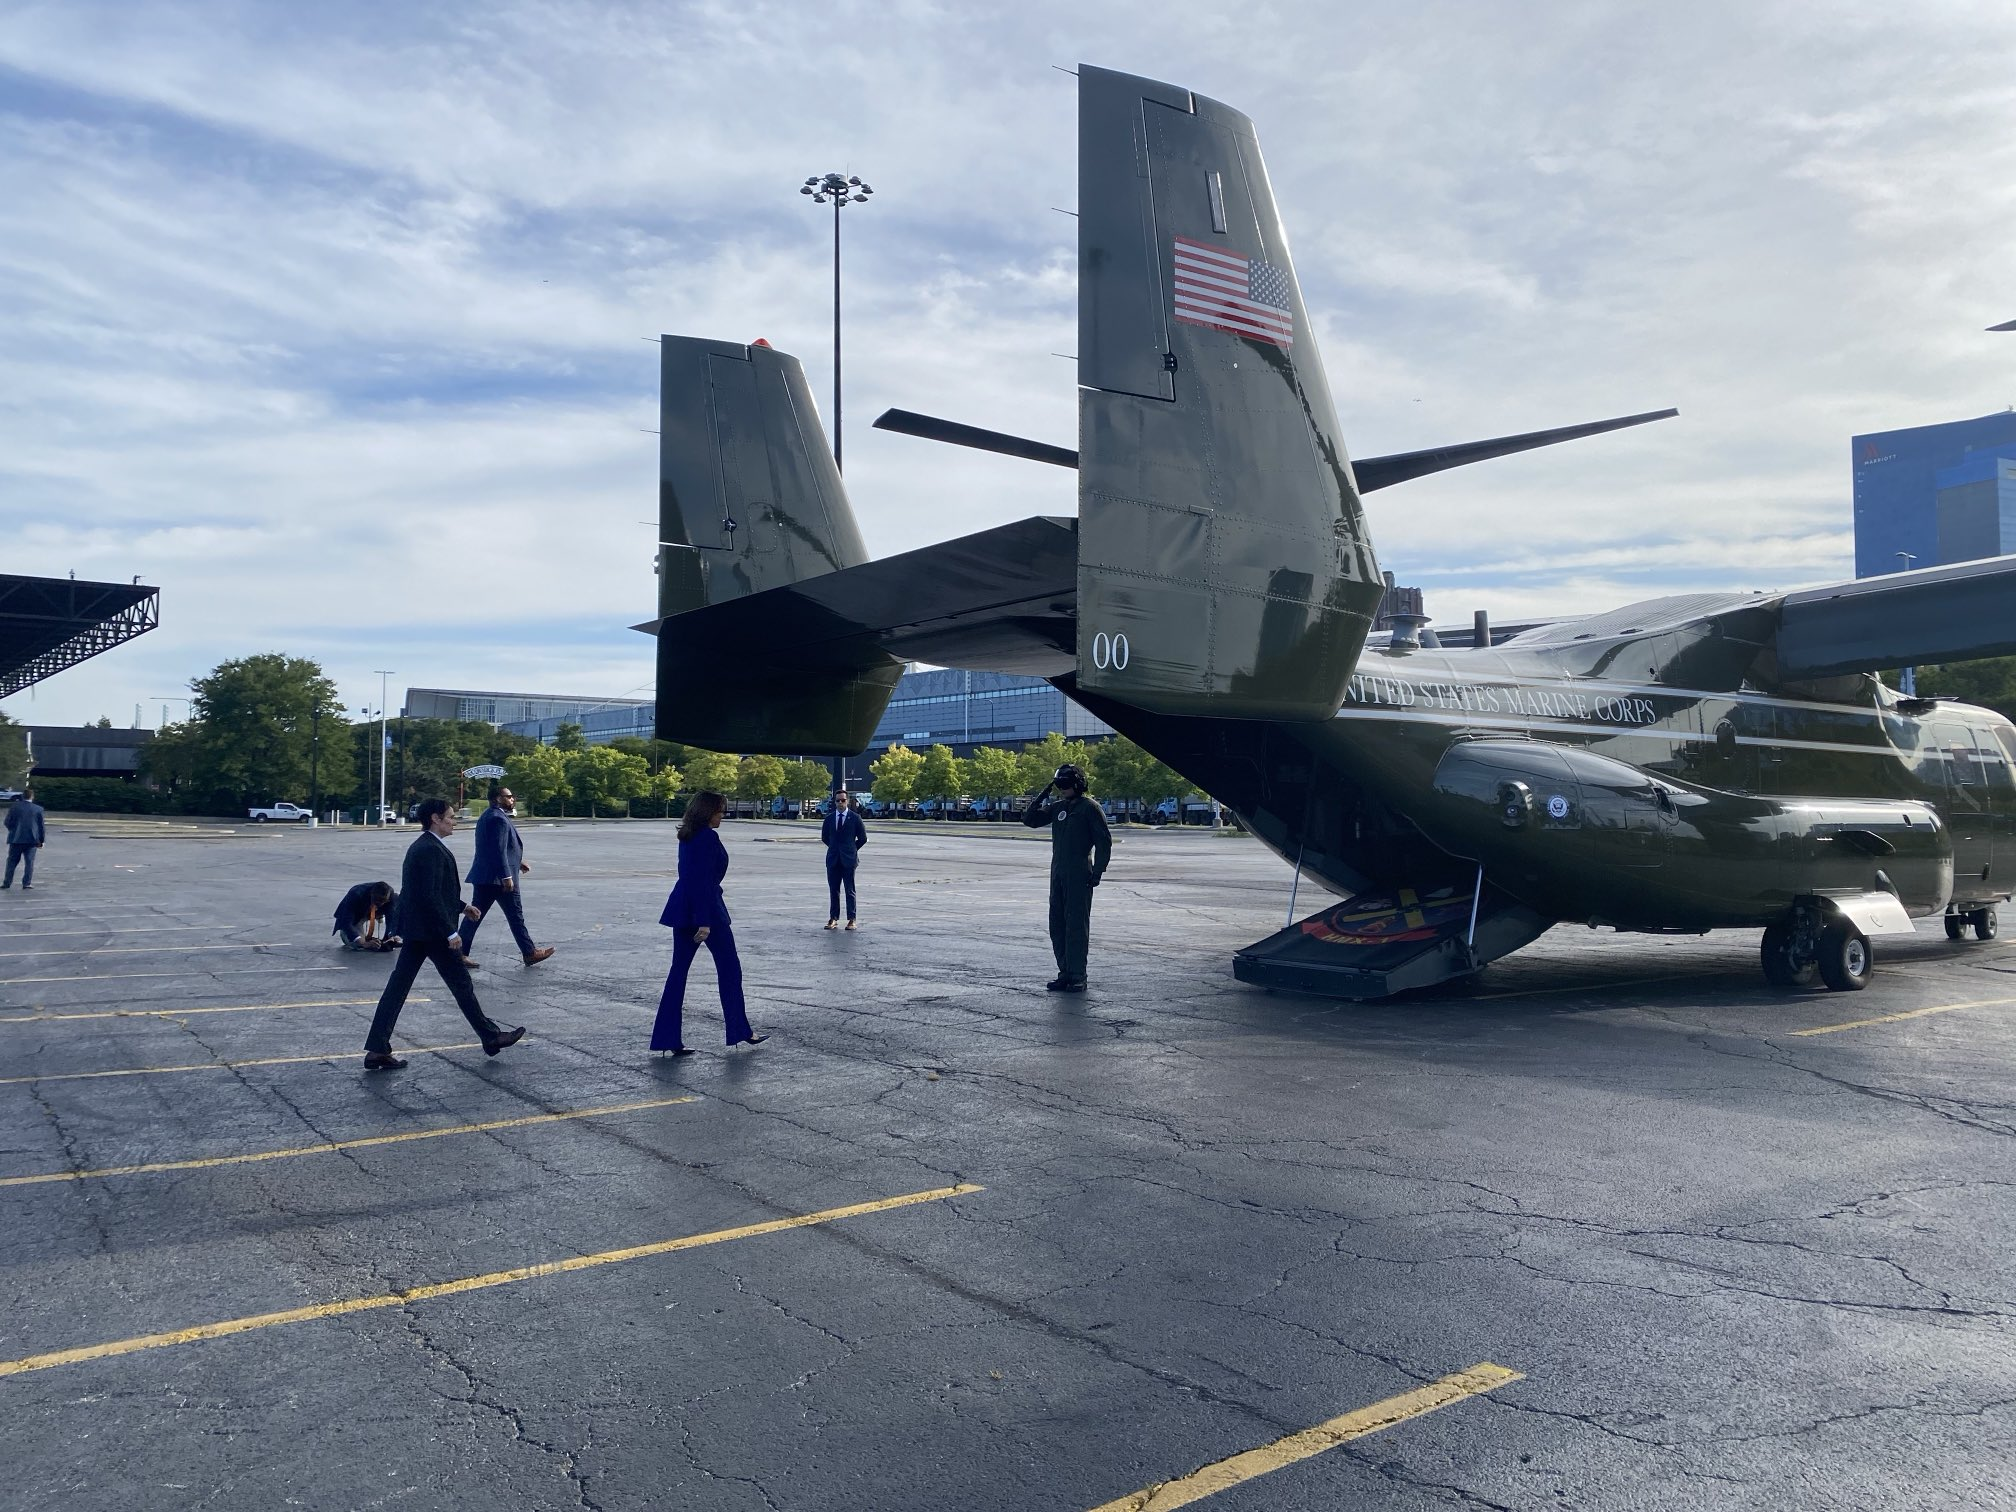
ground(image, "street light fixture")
xmin=798 ymin=171 xmax=873 ymax=472
xmin=372 ymin=670 xmax=393 ymax=825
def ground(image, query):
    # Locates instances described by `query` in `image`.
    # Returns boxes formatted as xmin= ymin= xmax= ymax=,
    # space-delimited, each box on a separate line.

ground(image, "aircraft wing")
xmin=641 ymin=514 xmax=1079 ymax=677
xmin=1776 ymin=554 xmax=2016 ymax=677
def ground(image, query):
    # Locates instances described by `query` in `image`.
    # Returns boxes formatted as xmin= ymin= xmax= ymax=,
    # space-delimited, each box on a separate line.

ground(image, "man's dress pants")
xmin=826 ymin=858 xmax=858 ymax=922
xmin=459 ymin=882 xmax=537 ymax=955
xmin=4 ymin=844 xmax=35 ymax=887
xmin=366 ymin=937 xmax=500 ymax=1054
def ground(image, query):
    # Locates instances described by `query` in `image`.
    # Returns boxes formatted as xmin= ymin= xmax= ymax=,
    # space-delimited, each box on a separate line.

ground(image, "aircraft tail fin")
xmin=1073 ymin=65 xmax=1383 ymax=721
xmin=653 ymin=336 xmax=899 ymax=753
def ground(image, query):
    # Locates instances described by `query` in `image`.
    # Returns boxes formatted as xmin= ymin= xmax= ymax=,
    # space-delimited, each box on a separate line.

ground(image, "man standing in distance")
xmin=363 ymin=797 xmax=525 ymax=1071
xmin=2 ymin=787 xmax=44 ymax=890
xmin=1021 ymin=762 xmax=1111 ymax=992
xmin=820 ymin=789 xmax=868 ymax=929
xmin=458 ymin=784 xmax=554 ymax=966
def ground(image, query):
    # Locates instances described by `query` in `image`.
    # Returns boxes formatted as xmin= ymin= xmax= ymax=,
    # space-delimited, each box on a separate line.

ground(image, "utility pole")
xmin=309 ymin=704 xmax=322 ymax=821
xmin=800 ymin=169 xmax=874 ymax=796
xmin=373 ymin=670 xmax=393 ymax=823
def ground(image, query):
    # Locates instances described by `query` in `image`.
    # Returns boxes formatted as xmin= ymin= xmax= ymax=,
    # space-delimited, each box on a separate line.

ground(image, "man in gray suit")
xmin=3 ymin=788 xmax=45 ymax=890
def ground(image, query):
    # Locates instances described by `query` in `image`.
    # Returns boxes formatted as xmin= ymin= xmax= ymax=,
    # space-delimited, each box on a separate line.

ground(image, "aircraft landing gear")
xmin=1943 ymin=907 xmax=1999 ymax=941
xmin=1760 ymin=916 xmax=1818 ymax=988
xmin=1762 ymin=902 xmax=1873 ymax=991
xmin=1816 ymin=918 xmax=1872 ymax=992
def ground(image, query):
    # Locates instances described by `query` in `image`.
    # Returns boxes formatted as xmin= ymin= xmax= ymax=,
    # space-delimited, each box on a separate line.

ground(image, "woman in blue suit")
xmin=650 ymin=790 xmax=766 ymax=1055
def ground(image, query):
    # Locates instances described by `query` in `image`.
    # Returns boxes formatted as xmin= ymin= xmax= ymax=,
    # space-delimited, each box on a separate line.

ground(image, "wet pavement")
xmin=2 ymin=814 xmax=2012 ymax=1510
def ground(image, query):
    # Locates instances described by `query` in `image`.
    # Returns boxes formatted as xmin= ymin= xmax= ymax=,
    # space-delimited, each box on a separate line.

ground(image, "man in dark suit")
xmin=3 ymin=787 xmax=46 ymax=890
xmin=363 ymin=797 xmax=525 ymax=1071
xmin=457 ymin=784 xmax=554 ymax=966
xmin=820 ymin=789 xmax=869 ymax=929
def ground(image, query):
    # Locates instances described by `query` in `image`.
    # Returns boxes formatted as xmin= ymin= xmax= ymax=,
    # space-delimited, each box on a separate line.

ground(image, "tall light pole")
xmin=799 ymin=170 xmax=873 ymax=472
xmin=373 ymin=670 xmax=393 ymax=823
xmin=1893 ymin=554 xmax=1918 ymax=696
xmin=801 ymin=170 xmax=873 ymax=795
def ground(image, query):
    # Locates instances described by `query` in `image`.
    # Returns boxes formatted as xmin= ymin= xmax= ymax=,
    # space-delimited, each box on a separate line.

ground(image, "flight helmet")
xmin=1054 ymin=763 xmax=1087 ymax=792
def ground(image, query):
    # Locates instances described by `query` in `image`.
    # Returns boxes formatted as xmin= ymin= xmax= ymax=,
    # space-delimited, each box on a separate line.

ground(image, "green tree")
xmin=1089 ymin=736 xmax=1195 ymax=818
xmin=1916 ymin=658 xmax=2016 ymax=723
xmin=567 ymin=745 xmax=652 ymax=816
xmin=138 ymin=719 xmax=202 ymax=796
xmin=0 ymin=710 xmax=31 ymax=788
xmin=189 ymin=654 xmax=352 ymax=814
xmin=682 ymin=750 xmax=743 ymax=798
xmin=506 ymin=745 xmax=570 ymax=816
xmin=383 ymin=717 xmax=524 ymax=810
xmin=736 ymin=753 xmax=787 ymax=809
xmin=646 ymin=762 xmax=684 ymax=817
xmin=870 ymin=743 xmax=923 ymax=807
xmin=92 ymin=715 xmax=113 ymax=729
xmin=1016 ymin=732 xmax=1095 ymax=797
xmin=553 ymin=722 xmax=586 ymax=752
xmin=966 ymin=746 xmax=1022 ymax=817
xmin=779 ymin=759 xmax=831 ymax=813
xmin=914 ymin=744 xmax=966 ymax=815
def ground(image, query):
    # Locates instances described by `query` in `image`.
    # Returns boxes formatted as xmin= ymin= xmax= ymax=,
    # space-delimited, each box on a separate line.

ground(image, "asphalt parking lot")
xmin=2 ymin=814 xmax=2013 ymax=1510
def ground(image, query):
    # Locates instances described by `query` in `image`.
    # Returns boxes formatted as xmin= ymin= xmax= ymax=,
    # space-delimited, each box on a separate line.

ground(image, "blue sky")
xmin=3 ymin=0 xmax=2014 ymax=727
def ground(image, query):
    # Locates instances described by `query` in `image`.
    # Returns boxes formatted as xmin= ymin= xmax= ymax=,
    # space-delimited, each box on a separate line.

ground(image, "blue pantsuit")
xmin=651 ymin=826 xmax=755 ymax=1050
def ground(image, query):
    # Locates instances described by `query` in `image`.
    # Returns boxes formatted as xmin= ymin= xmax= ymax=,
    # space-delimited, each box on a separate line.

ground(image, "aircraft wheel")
xmin=1817 ymin=920 xmax=1873 ymax=992
xmin=1945 ymin=913 xmax=1967 ymax=941
xmin=1971 ymin=908 xmax=1999 ymax=941
xmin=1760 ymin=920 xmax=1817 ymax=988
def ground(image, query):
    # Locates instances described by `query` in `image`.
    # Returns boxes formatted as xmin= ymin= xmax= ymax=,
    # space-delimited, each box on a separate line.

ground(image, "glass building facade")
xmin=492 ymin=669 xmax=1109 ymax=753
xmin=1852 ymin=410 xmax=2016 ymax=577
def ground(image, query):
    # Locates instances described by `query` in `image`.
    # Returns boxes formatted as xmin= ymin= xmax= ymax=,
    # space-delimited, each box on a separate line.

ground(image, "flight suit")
xmin=1024 ymin=793 xmax=1112 ymax=984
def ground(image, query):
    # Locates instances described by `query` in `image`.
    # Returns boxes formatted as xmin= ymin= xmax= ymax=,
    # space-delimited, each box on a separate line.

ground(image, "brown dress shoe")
xmin=363 ymin=1052 xmax=408 ymax=1071
xmin=523 ymin=947 xmax=554 ymax=965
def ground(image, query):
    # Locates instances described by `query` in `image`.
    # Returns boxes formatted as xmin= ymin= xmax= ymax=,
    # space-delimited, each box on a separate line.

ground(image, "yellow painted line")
xmin=0 ymin=996 xmax=421 ymax=1025
xmin=0 ymin=1182 xmax=982 ymax=1378
xmin=1084 ymin=1363 xmax=1522 ymax=1512
xmin=0 ymin=942 xmax=295 ymax=957
xmin=0 ymin=1096 xmax=697 ymax=1187
xmin=6 ymin=967 xmax=346 ymax=984
xmin=0 ymin=1041 xmax=488 ymax=1086
xmin=1791 ymin=994 xmax=2016 ymax=1037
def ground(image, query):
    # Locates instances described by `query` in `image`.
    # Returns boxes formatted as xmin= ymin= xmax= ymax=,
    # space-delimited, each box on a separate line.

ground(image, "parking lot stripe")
xmin=0 ymin=1095 xmax=698 ymax=1186
xmin=0 ymin=1182 xmax=983 ymax=1378
xmin=0 ymin=926 xmax=207 ymax=937
xmin=0 ymin=996 xmax=417 ymax=1025
xmin=1082 ymin=1363 xmax=1522 ymax=1512
xmin=0 ymin=1041 xmax=488 ymax=1085
xmin=8 ymin=967 xmax=347 ymax=984
xmin=1791 ymin=994 xmax=2016 ymax=1037
xmin=0 ymin=942 xmax=296 ymax=957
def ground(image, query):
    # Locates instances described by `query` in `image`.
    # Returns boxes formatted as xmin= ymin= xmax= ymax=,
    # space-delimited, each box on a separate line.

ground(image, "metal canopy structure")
xmin=0 ymin=575 xmax=160 ymax=698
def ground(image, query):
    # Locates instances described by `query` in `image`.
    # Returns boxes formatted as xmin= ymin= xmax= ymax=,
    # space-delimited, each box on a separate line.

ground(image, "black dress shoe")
xmin=733 ymin=1034 xmax=769 ymax=1046
xmin=363 ymin=1052 xmax=408 ymax=1071
xmin=1050 ymin=979 xmax=1087 ymax=993
xmin=484 ymin=1026 xmax=526 ymax=1056
xmin=1044 ymin=977 xmax=1070 ymax=991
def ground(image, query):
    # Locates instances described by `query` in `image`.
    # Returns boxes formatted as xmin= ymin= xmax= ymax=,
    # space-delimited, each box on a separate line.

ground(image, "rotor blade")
xmin=872 ymin=408 xmax=1079 ymax=469
xmin=1990 ymin=318 xmax=2016 ymax=331
xmin=1349 ymin=409 xmax=1679 ymax=493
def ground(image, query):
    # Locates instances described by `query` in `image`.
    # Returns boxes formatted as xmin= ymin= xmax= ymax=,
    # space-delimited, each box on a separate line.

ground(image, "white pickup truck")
xmin=247 ymin=802 xmax=313 ymax=824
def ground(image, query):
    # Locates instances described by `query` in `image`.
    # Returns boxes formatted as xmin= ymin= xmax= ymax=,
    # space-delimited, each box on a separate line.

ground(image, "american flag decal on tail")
xmin=1172 ymin=236 xmax=1295 ymax=348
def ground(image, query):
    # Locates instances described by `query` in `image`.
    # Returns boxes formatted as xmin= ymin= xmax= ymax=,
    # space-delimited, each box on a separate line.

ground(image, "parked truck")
xmin=247 ymin=801 xmax=313 ymax=824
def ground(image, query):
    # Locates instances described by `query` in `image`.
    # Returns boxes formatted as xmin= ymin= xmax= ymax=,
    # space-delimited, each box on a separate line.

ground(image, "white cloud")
xmin=3 ymin=0 xmax=2015 ymax=726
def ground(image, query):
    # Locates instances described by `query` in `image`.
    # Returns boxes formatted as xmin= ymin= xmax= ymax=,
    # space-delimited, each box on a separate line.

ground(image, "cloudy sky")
xmin=4 ymin=0 xmax=2014 ymax=729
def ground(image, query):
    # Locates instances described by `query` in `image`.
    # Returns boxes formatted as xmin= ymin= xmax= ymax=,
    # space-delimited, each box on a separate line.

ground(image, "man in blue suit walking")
xmin=457 ymin=784 xmax=555 ymax=966
xmin=3 ymin=787 xmax=45 ymax=890
xmin=821 ymin=789 xmax=869 ymax=929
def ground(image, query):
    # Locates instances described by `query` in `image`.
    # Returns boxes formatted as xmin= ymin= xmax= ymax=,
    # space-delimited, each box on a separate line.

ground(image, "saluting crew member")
xmin=821 ymin=789 xmax=868 ymax=929
xmin=1021 ymin=762 xmax=1111 ymax=992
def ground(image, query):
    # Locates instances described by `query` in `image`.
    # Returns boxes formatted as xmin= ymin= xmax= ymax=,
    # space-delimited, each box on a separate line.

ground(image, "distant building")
xmin=403 ymin=687 xmax=652 ymax=727
xmin=1852 ymin=410 xmax=2016 ymax=576
xmin=24 ymin=724 xmax=152 ymax=777
xmin=494 ymin=668 xmax=1112 ymax=754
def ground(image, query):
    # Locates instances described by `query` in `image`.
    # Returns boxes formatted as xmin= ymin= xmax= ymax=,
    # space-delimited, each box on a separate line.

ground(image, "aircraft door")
xmin=1933 ymin=722 xmax=1993 ymax=898
xmin=1973 ymin=724 xmax=2014 ymax=891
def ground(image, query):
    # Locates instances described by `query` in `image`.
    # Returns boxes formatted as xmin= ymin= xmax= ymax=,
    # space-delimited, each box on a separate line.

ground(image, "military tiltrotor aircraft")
xmin=641 ymin=64 xmax=2016 ymax=1000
